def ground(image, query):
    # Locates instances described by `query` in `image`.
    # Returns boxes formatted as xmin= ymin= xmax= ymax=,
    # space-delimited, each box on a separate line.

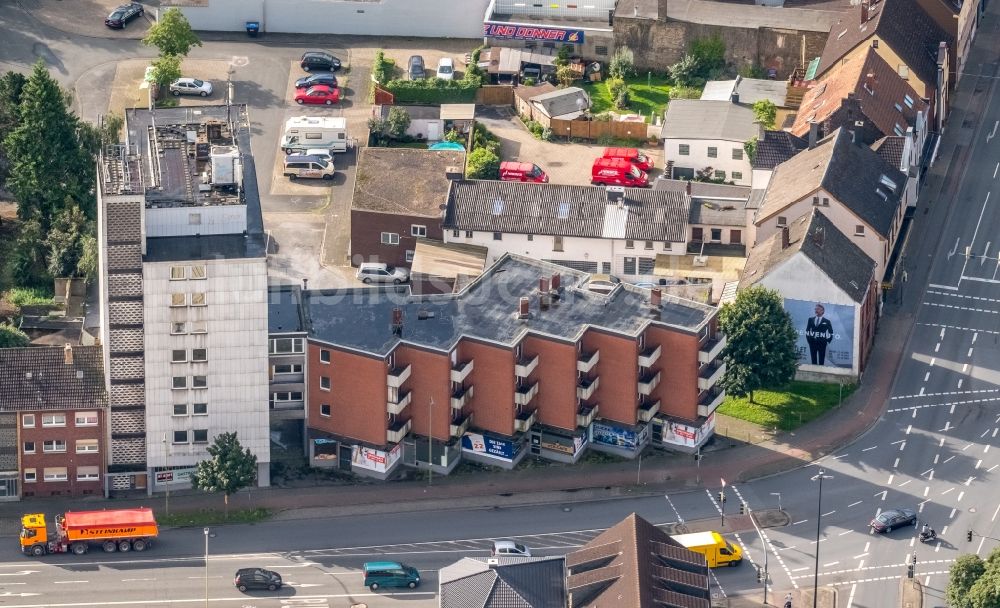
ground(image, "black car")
xmin=295 ymin=73 xmax=339 ymax=90
xmin=234 ymin=568 xmax=282 ymax=592
xmin=105 ymin=2 xmax=144 ymax=28
xmin=407 ymin=55 xmax=426 ymax=80
xmin=300 ymin=51 xmax=342 ymax=72
xmin=870 ymin=508 xmax=916 ymax=533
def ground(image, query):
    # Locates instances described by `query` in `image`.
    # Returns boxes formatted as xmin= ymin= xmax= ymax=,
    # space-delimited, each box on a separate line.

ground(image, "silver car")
xmin=169 ymin=78 xmax=213 ymax=97
xmin=357 ymin=263 xmax=409 ymax=285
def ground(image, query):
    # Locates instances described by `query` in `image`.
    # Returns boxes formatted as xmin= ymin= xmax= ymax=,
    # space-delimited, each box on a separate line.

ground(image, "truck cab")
xmin=19 ymin=513 xmax=48 ymax=556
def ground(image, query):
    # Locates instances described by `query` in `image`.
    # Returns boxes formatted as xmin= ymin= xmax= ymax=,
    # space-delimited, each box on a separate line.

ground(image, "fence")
xmin=475 ymin=85 xmax=515 ymax=106
xmin=549 ymin=118 xmax=655 ymax=142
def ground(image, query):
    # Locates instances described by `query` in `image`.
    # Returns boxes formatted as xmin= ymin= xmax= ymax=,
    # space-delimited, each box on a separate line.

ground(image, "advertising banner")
xmin=155 ymin=467 xmax=196 ymax=486
xmin=591 ymin=421 xmax=638 ymax=451
xmin=351 ymin=444 xmax=402 ymax=473
xmin=313 ymin=438 xmax=337 ymax=461
xmin=483 ymin=22 xmax=585 ymax=44
xmin=662 ymin=413 xmax=716 ymax=448
xmin=462 ymin=432 xmax=521 ymax=462
xmin=784 ymin=298 xmax=855 ymax=368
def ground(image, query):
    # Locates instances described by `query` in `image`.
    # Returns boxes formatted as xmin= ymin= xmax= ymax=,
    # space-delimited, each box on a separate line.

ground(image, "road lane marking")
xmin=976 ymin=459 xmax=983 ymax=469
xmin=906 ymin=425 xmax=912 ymax=435
xmin=664 ymin=494 xmax=685 ymax=524
xmin=846 ymin=583 xmax=858 ymax=607
xmin=898 ymin=480 xmax=911 ymax=487
xmin=839 ymin=530 xmax=851 ymax=536
xmin=894 ymin=457 xmax=900 ymax=468
xmin=823 ymin=561 xmax=839 ymax=567
xmin=978 ymin=535 xmax=987 ymax=555
xmin=900 ymin=442 xmax=906 ymax=452
xmin=924 ymin=486 xmax=930 ymax=497
xmin=950 ymin=508 xmax=958 ymax=519
xmin=921 ymin=468 xmax=933 ymax=476
xmin=941 ymin=488 xmax=954 ymax=495
xmin=792 ymin=520 xmax=808 ymax=525
xmin=992 ymin=504 xmax=1000 ymax=522
xmin=848 ymin=500 xmax=863 ymax=508
xmin=934 ymin=454 xmax=940 ymax=464
xmin=862 ymin=446 xmax=878 ymax=452
xmin=958 ymin=491 xmax=965 ymax=502
xmin=853 ymin=552 xmax=869 ymax=559
xmin=791 ymin=567 xmax=809 ymax=572
xmin=943 ymin=456 xmax=954 ymax=464
xmin=966 ymin=476 xmax=977 ymax=485
xmin=964 ymin=443 xmax=974 ymax=451
xmin=822 ymin=511 xmax=836 ymax=517
xmin=989 ymin=464 xmax=1000 ymax=472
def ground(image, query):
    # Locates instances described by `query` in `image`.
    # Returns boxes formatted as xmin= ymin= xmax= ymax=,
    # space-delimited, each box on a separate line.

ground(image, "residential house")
xmin=97 ymin=105 xmax=271 ymax=495
xmin=350 ymin=148 xmax=465 ymax=268
xmin=525 ymin=87 xmax=591 ymax=128
xmin=740 ymin=209 xmax=879 ymax=379
xmin=566 ymin=512 xmax=711 ymax=607
xmin=268 ymin=284 xmax=308 ymax=457
xmin=515 ymin=82 xmax=558 ymax=119
xmin=0 ymin=345 xmax=107 ymax=498
xmin=442 ymin=180 xmax=689 ymax=280
xmin=749 ymin=128 xmax=808 ymax=190
xmin=791 ymin=47 xmax=929 ymax=154
xmin=872 ymin=133 xmax=921 ymax=205
xmin=440 ymin=556 xmax=566 ymax=608
xmin=408 ymin=240 xmax=489 ymax=295
xmin=303 ymin=254 xmax=724 ymax=479
xmin=814 ymin=0 xmax=953 ymax=128
xmin=660 ymin=99 xmax=756 ymax=186
xmin=754 ymin=128 xmax=907 ymax=280
xmin=701 ymin=75 xmax=800 ymax=127
xmin=914 ymin=0 xmax=983 ymax=84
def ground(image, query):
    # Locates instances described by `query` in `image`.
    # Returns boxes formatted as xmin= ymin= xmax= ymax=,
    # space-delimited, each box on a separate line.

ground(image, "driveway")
xmin=474 ymin=106 xmax=665 ymax=186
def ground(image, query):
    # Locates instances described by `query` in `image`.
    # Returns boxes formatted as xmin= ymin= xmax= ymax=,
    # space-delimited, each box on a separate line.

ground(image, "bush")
xmin=520 ymin=115 xmax=546 ymax=139
xmin=669 ymin=86 xmax=703 ymax=100
xmin=0 ymin=323 xmax=29 ymax=348
xmin=371 ymin=50 xmax=395 ymax=85
xmin=593 ymin=112 xmax=613 ymax=122
xmin=554 ymin=44 xmax=572 ymax=67
xmin=386 ymin=106 xmax=411 ymax=139
xmin=384 ymin=78 xmax=479 ymax=104
xmin=444 ymin=129 xmax=464 ymax=144
xmin=669 ymin=54 xmax=701 ymax=87
xmin=467 ymin=147 xmax=500 ymax=180
xmin=471 ymin=123 xmax=500 ymax=155
xmin=690 ymin=35 xmax=726 ymax=74
xmin=523 ymin=77 xmax=536 ymax=87
xmin=609 ymin=46 xmax=635 ymax=80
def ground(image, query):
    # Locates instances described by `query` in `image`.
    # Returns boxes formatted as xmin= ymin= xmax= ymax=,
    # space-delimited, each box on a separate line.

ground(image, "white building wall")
xmin=143 ymin=257 xmax=270 ymax=483
xmin=167 ymin=0 xmax=490 ymax=36
xmin=145 ymin=205 xmax=248 ymax=238
xmin=751 ymin=168 xmax=774 ymax=189
xmin=664 ymin=138 xmax=753 ymax=186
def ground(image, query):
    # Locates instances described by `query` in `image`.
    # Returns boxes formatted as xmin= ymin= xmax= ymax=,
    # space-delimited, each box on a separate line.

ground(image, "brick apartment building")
xmin=303 ymin=254 xmax=725 ymax=479
xmin=0 ymin=345 xmax=108 ymax=498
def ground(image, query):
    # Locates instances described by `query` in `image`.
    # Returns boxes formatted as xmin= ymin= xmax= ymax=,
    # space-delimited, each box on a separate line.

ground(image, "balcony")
xmin=514 ymin=382 xmax=539 ymax=406
xmin=577 ymin=376 xmax=600 ymax=400
xmin=577 ymin=350 xmax=600 ymax=374
xmin=515 ymin=354 xmax=539 ymax=378
xmin=698 ymin=361 xmax=726 ymax=391
xmin=638 ymin=399 xmax=661 ymax=422
xmin=450 ymin=412 xmax=473 ymax=437
xmin=387 ymin=418 xmax=412 ymax=444
xmin=451 ymin=385 xmax=474 ymax=411
xmin=638 ymin=370 xmax=661 ymax=395
xmin=451 ymin=360 xmax=474 ymax=383
xmin=515 ymin=409 xmax=538 ymax=433
xmin=698 ymin=388 xmax=726 ymax=418
xmin=387 ymin=364 xmax=411 ymax=388
xmin=698 ymin=334 xmax=727 ymax=365
xmin=638 ymin=344 xmax=662 ymax=368
xmin=576 ymin=403 xmax=599 ymax=428
xmin=387 ymin=389 xmax=412 ymax=415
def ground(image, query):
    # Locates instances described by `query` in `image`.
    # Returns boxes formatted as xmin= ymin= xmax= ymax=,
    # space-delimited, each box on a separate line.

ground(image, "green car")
xmin=363 ymin=561 xmax=420 ymax=591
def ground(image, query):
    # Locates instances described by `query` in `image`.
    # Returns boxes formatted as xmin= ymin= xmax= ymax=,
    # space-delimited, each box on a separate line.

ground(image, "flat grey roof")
xmin=305 ymin=254 xmax=714 ymax=357
xmin=269 ymin=285 xmax=306 ymax=334
xmin=665 ymin=0 xmax=840 ymax=32
xmin=660 ymin=100 xmax=756 ymax=142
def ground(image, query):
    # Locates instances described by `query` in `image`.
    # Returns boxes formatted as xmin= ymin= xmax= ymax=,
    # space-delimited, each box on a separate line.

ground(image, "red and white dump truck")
xmin=20 ymin=508 xmax=159 ymax=556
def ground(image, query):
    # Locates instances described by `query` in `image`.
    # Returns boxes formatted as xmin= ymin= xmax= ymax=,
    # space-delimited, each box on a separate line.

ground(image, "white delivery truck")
xmin=280 ymin=116 xmax=348 ymax=155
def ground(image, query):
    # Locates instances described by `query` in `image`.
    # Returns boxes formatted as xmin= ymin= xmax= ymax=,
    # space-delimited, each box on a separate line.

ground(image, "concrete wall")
xmin=168 ymin=0 xmax=491 ymax=36
xmin=665 ymin=137 xmax=753 ymax=185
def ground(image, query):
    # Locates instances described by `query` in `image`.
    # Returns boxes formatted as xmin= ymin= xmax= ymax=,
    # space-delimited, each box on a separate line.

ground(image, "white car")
xmin=436 ymin=57 xmax=455 ymax=81
xmin=356 ymin=262 xmax=410 ymax=285
xmin=491 ymin=540 xmax=531 ymax=557
xmin=169 ymin=78 xmax=213 ymax=97
xmin=304 ymin=148 xmax=335 ymax=164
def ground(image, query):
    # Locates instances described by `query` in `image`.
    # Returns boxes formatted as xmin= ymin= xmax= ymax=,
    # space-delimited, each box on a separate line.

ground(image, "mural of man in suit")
xmin=805 ymin=303 xmax=834 ymax=365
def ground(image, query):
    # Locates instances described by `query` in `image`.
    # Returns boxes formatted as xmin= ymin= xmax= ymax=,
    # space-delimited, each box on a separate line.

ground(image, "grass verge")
xmin=158 ymin=507 xmax=271 ymax=528
xmin=717 ymin=381 xmax=856 ymax=431
xmin=583 ymin=74 xmax=672 ymax=122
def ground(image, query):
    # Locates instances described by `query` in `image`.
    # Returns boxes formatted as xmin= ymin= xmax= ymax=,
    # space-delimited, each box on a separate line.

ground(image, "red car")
xmin=295 ymin=85 xmax=340 ymax=105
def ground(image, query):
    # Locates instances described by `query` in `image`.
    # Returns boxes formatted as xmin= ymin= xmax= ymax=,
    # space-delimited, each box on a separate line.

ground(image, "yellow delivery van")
xmin=671 ymin=531 xmax=743 ymax=567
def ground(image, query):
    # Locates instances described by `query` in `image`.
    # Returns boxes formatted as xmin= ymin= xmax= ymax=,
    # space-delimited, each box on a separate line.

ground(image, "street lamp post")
xmin=203 ymin=527 xmax=209 ymax=608
xmin=811 ymin=470 xmax=833 ymax=608
xmin=771 ymin=492 xmax=782 ymax=512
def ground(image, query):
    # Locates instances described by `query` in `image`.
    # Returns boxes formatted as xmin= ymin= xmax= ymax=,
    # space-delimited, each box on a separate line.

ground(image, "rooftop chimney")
xmin=650 ymin=288 xmax=662 ymax=309
xmin=518 ymin=297 xmax=530 ymax=319
xmin=64 ymin=343 xmax=74 ymax=366
xmin=758 ymin=121 xmax=767 ymax=141
xmin=302 ymin=278 xmax=309 ymax=290
xmin=539 ymin=277 xmax=550 ymax=293
xmin=812 ymin=226 xmax=826 ymax=247
xmin=685 ymin=180 xmax=692 ymax=195
xmin=391 ymin=308 xmax=403 ymax=336
xmin=781 ymin=225 xmax=790 ymax=249
xmin=551 ymin=273 xmax=561 ymax=291
xmin=808 ymin=122 xmax=819 ymax=150
xmin=861 ymin=0 xmax=870 ymax=22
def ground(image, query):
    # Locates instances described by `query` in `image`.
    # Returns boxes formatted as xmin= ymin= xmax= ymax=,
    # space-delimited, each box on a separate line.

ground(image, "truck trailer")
xmin=20 ymin=508 xmax=158 ymax=556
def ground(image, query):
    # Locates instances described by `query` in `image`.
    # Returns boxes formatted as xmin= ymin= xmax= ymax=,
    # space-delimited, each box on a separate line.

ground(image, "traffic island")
xmin=900 ymin=578 xmax=923 ymax=608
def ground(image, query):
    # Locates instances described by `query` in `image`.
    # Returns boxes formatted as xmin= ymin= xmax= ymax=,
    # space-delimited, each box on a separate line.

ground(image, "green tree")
xmin=367 ymin=116 xmax=389 ymax=146
xmin=44 ymin=204 xmax=89 ymax=278
xmin=6 ymin=217 xmax=47 ymax=286
xmin=4 ymin=61 xmax=96 ymax=227
xmin=0 ymin=71 xmax=28 ymax=189
xmin=191 ymin=432 xmax=258 ymax=517
xmin=0 ymin=323 xmax=30 ymax=348
xmin=608 ymin=46 xmax=635 ymax=80
xmin=142 ymin=8 xmax=202 ymax=58
xmin=149 ymin=54 xmax=182 ymax=89
xmin=100 ymin=112 xmax=125 ymax=146
xmin=718 ymin=286 xmax=798 ymax=403
xmin=76 ymin=234 xmax=98 ymax=280
xmin=466 ymin=147 xmax=500 ymax=180
xmin=556 ymin=65 xmax=577 ymax=88
xmin=669 ymin=54 xmax=701 ymax=87
xmin=690 ymin=35 xmax=726 ymax=75
xmin=386 ymin=107 xmax=411 ymax=139
xmin=948 ymin=554 xmax=986 ymax=608
xmin=752 ymin=99 xmax=777 ymax=130
xmin=371 ymin=50 xmax=394 ymax=85
xmin=554 ymin=44 xmax=572 ymax=67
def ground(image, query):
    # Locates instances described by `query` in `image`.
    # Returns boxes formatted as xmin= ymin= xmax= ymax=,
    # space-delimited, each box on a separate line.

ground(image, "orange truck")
xmin=20 ymin=508 xmax=158 ymax=556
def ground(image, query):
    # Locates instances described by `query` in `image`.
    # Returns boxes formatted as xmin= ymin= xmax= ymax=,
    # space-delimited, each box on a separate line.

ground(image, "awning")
xmin=804 ymin=56 xmax=821 ymax=81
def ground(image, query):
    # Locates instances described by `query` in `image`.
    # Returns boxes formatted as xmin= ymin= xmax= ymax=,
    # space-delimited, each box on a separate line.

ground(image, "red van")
xmin=499 ymin=161 xmax=549 ymax=183
xmin=602 ymin=147 xmax=653 ymax=171
xmin=591 ymin=157 xmax=650 ymax=187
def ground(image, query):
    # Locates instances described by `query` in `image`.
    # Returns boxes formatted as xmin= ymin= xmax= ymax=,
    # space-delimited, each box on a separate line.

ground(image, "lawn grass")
xmin=583 ymin=74 xmax=672 ymax=123
xmin=718 ymin=381 xmax=857 ymax=431
xmin=158 ymin=507 xmax=271 ymax=528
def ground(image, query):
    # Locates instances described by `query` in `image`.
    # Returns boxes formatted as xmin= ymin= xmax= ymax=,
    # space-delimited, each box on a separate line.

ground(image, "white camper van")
xmin=280 ymin=116 xmax=348 ymax=155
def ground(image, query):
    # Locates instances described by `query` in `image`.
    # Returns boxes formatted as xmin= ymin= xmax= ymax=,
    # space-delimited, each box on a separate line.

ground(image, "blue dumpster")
xmin=246 ymin=21 xmax=259 ymax=37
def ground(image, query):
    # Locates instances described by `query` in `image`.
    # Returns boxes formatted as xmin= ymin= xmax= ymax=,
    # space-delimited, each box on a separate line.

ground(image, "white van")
xmin=283 ymin=155 xmax=335 ymax=180
xmin=280 ymin=116 xmax=348 ymax=155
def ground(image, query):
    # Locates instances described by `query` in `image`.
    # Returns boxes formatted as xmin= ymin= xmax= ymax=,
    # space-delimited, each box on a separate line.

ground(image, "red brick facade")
xmin=308 ymin=343 xmax=390 ymax=446
xmin=462 ymin=340 xmax=516 ymax=435
xmin=18 ymin=409 xmax=106 ymax=498
xmin=522 ymin=335 xmax=577 ymax=431
xmin=350 ymin=209 xmax=443 ymax=268
xmin=395 ymin=345 xmax=451 ymax=440
xmin=584 ymin=330 xmax=640 ymax=426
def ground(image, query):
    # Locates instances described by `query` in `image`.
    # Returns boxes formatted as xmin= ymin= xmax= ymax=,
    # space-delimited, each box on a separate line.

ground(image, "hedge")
xmin=384 ymin=78 xmax=479 ymax=104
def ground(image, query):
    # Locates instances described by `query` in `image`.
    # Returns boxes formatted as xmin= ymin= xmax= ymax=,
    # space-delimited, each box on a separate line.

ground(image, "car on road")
xmin=234 ymin=568 xmax=282 ymax=592
xmin=105 ymin=2 xmax=143 ymax=28
xmin=356 ymin=262 xmax=409 ymax=285
xmin=436 ymin=57 xmax=455 ymax=80
xmin=408 ymin=55 xmax=426 ymax=80
xmin=169 ymin=78 xmax=213 ymax=97
xmin=491 ymin=540 xmax=531 ymax=557
xmin=363 ymin=561 xmax=420 ymax=591
xmin=870 ymin=508 xmax=916 ymax=533
xmin=295 ymin=73 xmax=339 ymax=90
xmin=300 ymin=51 xmax=342 ymax=72
xmin=295 ymin=85 xmax=340 ymax=105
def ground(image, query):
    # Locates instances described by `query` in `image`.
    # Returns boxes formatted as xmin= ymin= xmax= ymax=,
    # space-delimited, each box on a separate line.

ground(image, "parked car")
xmin=584 ymin=274 xmax=622 ymax=295
xmin=499 ymin=161 xmax=548 ymax=183
xmin=363 ymin=561 xmax=421 ymax=591
xmin=602 ymin=147 xmax=654 ymax=171
xmin=169 ymin=78 xmax=213 ymax=97
xmin=283 ymin=155 xmax=335 ymax=181
xmin=870 ymin=508 xmax=916 ymax=533
xmin=436 ymin=57 xmax=455 ymax=80
xmin=295 ymin=73 xmax=338 ymax=90
xmin=491 ymin=540 xmax=531 ymax=557
xmin=234 ymin=568 xmax=282 ymax=592
xmin=303 ymin=148 xmax=335 ymax=163
xmin=300 ymin=51 xmax=342 ymax=72
xmin=295 ymin=85 xmax=340 ymax=105
xmin=591 ymin=157 xmax=650 ymax=187
xmin=408 ymin=55 xmax=426 ymax=80
xmin=104 ymin=2 xmax=143 ymax=28
xmin=357 ymin=262 xmax=410 ymax=285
